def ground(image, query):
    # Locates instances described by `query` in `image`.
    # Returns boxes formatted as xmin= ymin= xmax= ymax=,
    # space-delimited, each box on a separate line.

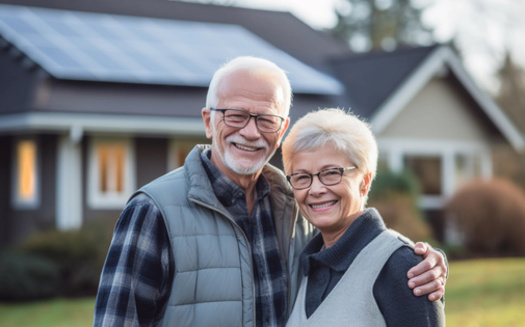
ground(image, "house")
xmin=0 ymin=0 xmax=522 ymax=246
xmin=331 ymin=45 xmax=525 ymax=240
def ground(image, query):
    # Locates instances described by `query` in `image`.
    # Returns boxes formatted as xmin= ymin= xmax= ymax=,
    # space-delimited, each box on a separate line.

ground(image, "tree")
xmin=492 ymin=51 xmax=525 ymax=191
xmin=331 ymin=0 xmax=434 ymax=52
xmin=496 ymin=51 xmax=525 ymax=134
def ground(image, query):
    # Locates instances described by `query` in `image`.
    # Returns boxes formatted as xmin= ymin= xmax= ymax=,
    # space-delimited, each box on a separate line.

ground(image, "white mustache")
xmin=226 ymin=136 xmax=269 ymax=150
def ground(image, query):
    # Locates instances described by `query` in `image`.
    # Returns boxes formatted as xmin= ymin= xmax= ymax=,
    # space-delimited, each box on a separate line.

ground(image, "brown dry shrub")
xmin=369 ymin=192 xmax=433 ymax=243
xmin=445 ymin=178 xmax=525 ymax=257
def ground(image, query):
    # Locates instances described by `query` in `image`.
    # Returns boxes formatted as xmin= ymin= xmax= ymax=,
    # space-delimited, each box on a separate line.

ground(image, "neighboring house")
xmin=331 ymin=45 xmax=525 ymax=241
xmin=0 ymin=2 xmax=345 ymax=245
xmin=0 ymin=0 xmax=522 ymax=246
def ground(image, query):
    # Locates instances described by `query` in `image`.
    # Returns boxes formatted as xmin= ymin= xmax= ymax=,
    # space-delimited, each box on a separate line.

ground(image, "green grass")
xmin=445 ymin=258 xmax=525 ymax=327
xmin=1 ymin=258 xmax=524 ymax=326
xmin=0 ymin=297 xmax=95 ymax=327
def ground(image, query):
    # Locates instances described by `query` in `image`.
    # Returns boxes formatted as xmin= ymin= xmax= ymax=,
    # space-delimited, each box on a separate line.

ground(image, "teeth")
xmin=235 ymin=143 xmax=258 ymax=151
xmin=311 ymin=201 xmax=336 ymax=209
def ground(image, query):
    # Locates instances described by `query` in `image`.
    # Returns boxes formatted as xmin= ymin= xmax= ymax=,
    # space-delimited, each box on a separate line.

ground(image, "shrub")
xmin=0 ymin=250 xmax=60 ymax=301
xmin=445 ymin=178 xmax=525 ymax=257
xmin=368 ymin=169 xmax=434 ymax=243
xmin=17 ymin=229 xmax=109 ymax=297
xmin=369 ymin=169 xmax=420 ymax=201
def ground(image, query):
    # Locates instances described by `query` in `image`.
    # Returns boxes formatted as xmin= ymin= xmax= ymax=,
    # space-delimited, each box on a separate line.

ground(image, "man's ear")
xmin=202 ymin=108 xmax=213 ymax=139
xmin=275 ymin=117 xmax=290 ymax=148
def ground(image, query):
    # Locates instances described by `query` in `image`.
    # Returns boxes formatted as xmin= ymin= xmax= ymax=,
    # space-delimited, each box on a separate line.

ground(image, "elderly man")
xmin=94 ymin=56 xmax=446 ymax=326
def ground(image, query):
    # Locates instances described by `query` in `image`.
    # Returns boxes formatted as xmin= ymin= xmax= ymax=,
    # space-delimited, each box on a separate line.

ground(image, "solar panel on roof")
xmin=0 ymin=4 xmax=343 ymax=95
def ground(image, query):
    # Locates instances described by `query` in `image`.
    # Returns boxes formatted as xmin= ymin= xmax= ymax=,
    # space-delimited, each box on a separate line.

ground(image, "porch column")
xmin=442 ymin=150 xmax=456 ymax=198
xmin=56 ymin=130 xmax=83 ymax=230
xmin=480 ymin=149 xmax=493 ymax=179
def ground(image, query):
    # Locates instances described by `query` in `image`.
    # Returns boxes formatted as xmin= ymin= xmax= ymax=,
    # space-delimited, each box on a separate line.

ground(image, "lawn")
xmin=445 ymin=257 xmax=525 ymax=327
xmin=1 ymin=257 xmax=524 ymax=326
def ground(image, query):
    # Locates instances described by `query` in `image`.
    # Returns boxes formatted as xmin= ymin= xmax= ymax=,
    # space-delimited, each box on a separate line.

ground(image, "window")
xmin=12 ymin=138 xmax=39 ymax=208
xmin=168 ymin=139 xmax=202 ymax=171
xmin=404 ymin=156 xmax=442 ymax=195
xmin=88 ymin=137 xmax=135 ymax=209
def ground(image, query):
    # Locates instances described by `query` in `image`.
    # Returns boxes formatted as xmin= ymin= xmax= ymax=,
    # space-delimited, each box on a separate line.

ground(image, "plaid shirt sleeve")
xmin=93 ymin=193 xmax=173 ymax=327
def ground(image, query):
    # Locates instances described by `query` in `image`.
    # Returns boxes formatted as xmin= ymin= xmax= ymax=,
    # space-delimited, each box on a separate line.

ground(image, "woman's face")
xmin=290 ymin=145 xmax=371 ymax=241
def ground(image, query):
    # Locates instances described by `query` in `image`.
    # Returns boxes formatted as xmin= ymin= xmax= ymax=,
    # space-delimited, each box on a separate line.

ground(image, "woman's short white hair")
xmin=206 ymin=56 xmax=292 ymax=118
xmin=282 ymin=108 xmax=378 ymax=182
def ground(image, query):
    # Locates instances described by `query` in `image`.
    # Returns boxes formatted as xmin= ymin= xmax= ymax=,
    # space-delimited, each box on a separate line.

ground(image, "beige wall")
xmin=380 ymin=77 xmax=491 ymax=143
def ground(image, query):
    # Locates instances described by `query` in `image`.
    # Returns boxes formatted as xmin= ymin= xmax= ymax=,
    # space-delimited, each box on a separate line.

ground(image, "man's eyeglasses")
xmin=210 ymin=108 xmax=285 ymax=133
xmin=287 ymin=166 xmax=358 ymax=190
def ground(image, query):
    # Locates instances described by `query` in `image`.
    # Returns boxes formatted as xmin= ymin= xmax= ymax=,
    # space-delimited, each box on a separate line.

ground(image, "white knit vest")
xmin=286 ymin=230 xmax=406 ymax=327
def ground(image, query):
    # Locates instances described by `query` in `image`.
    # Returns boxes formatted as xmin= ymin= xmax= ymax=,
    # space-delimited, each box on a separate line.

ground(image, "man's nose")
xmin=239 ymin=116 xmax=261 ymax=138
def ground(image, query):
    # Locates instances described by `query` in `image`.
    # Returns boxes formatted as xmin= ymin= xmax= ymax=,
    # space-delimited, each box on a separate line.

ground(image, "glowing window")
xmin=97 ymin=143 xmax=125 ymax=194
xmin=88 ymin=138 xmax=135 ymax=209
xmin=13 ymin=139 xmax=39 ymax=208
xmin=168 ymin=139 xmax=205 ymax=171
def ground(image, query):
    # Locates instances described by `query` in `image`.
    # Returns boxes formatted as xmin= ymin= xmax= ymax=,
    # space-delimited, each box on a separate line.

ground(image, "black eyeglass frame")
xmin=209 ymin=108 xmax=285 ymax=133
xmin=286 ymin=166 xmax=358 ymax=190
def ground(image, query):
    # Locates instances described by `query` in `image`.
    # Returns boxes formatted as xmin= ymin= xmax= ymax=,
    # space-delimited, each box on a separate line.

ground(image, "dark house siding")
xmin=135 ymin=137 xmax=169 ymax=189
xmin=1 ymin=133 xmax=58 ymax=246
xmin=0 ymin=135 xmax=11 ymax=246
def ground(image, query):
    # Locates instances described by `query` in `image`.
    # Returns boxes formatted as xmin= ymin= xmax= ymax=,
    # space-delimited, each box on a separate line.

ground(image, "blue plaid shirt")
xmin=94 ymin=149 xmax=288 ymax=326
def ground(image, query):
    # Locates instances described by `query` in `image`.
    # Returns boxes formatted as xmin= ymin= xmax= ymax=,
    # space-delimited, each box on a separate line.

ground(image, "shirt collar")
xmin=301 ymin=208 xmax=387 ymax=275
xmin=200 ymin=149 xmax=270 ymax=207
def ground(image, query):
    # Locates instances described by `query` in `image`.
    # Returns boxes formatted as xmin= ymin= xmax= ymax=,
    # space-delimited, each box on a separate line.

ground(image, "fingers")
xmin=417 ymin=280 xmax=445 ymax=302
xmin=407 ymin=254 xmax=435 ymax=279
xmin=408 ymin=267 xmax=446 ymax=300
xmin=413 ymin=241 xmax=428 ymax=256
xmin=408 ymin=243 xmax=447 ymax=279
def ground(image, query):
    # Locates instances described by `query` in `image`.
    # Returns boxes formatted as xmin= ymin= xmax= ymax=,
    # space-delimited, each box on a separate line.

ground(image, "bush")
xmin=368 ymin=169 xmax=434 ymax=243
xmin=17 ymin=229 xmax=109 ymax=297
xmin=369 ymin=169 xmax=420 ymax=201
xmin=0 ymin=250 xmax=60 ymax=301
xmin=445 ymin=178 xmax=525 ymax=257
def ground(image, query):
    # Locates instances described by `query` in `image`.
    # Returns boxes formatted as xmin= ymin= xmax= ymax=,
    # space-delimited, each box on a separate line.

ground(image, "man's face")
xmin=202 ymin=70 xmax=290 ymax=182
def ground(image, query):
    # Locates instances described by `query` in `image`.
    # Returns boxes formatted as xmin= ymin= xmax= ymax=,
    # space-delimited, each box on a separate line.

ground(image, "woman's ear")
xmin=361 ymin=172 xmax=373 ymax=196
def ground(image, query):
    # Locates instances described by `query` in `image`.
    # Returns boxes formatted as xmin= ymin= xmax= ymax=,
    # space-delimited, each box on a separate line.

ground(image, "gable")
xmin=379 ymin=77 xmax=495 ymax=143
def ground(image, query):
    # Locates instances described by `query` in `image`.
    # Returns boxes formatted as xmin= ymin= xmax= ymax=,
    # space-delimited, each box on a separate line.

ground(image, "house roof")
xmin=0 ymin=0 xmax=352 ymax=73
xmin=331 ymin=46 xmax=437 ymax=117
xmin=332 ymin=45 xmax=525 ymax=151
xmin=0 ymin=3 xmax=343 ymax=95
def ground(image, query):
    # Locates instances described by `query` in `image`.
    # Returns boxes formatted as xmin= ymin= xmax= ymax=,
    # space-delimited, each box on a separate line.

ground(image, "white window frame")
xmin=88 ymin=136 xmax=135 ymax=209
xmin=168 ymin=139 xmax=202 ymax=171
xmin=378 ymin=138 xmax=491 ymax=210
xmin=11 ymin=137 xmax=40 ymax=209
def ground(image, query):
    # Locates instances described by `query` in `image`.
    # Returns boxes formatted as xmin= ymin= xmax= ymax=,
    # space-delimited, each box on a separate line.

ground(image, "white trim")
xmin=379 ymin=137 xmax=492 ymax=210
xmin=11 ymin=137 xmax=40 ymax=209
xmin=87 ymin=136 xmax=136 ymax=210
xmin=56 ymin=134 xmax=83 ymax=230
xmin=0 ymin=112 xmax=205 ymax=136
xmin=378 ymin=138 xmax=489 ymax=154
xmin=371 ymin=45 xmax=525 ymax=151
xmin=418 ymin=196 xmax=445 ymax=210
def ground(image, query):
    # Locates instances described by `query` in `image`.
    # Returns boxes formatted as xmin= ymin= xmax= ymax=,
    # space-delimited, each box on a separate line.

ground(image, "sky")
xmin=232 ymin=0 xmax=525 ymax=94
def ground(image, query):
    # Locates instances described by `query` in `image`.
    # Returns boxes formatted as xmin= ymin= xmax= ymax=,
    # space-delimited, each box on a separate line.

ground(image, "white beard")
xmin=214 ymin=136 xmax=273 ymax=175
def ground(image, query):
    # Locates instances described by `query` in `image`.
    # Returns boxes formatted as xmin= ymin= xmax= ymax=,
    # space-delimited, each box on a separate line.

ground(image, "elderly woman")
xmin=282 ymin=108 xmax=445 ymax=326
